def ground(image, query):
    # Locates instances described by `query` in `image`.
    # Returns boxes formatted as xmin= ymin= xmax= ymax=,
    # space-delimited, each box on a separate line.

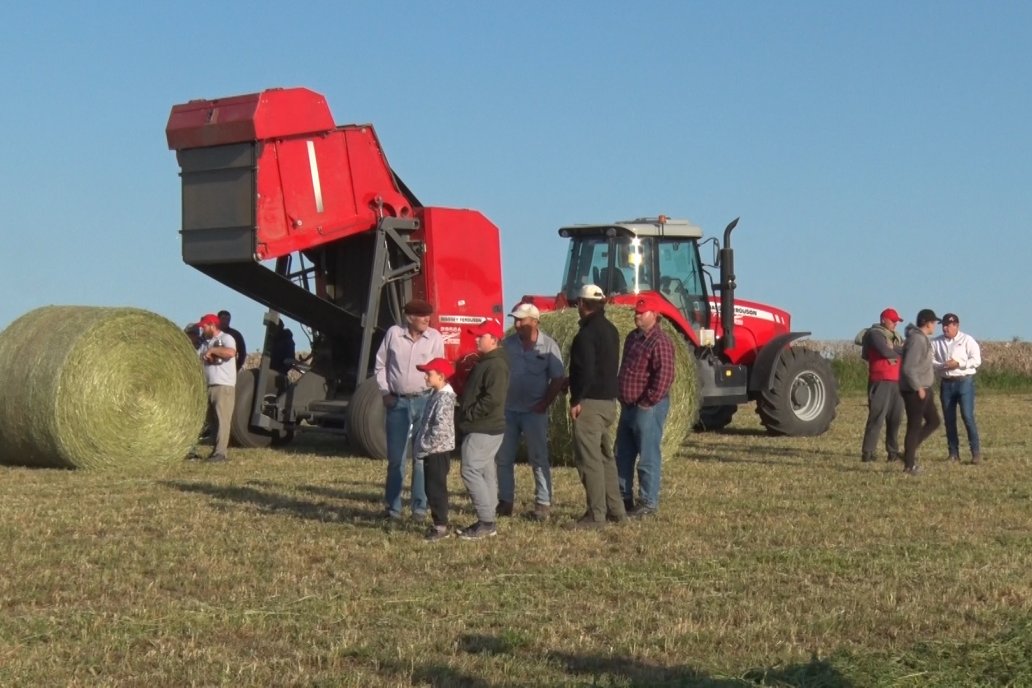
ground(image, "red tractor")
xmin=521 ymin=217 xmax=838 ymax=435
xmin=166 ymin=87 xmax=837 ymax=459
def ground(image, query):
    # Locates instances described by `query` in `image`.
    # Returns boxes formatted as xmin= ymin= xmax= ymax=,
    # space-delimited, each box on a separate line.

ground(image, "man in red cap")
xmin=615 ymin=295 xmax=676 ymax=517
xmin=456 ymin=318 xmax=509 ymax=540
xmin=859 ymin=307 xmax=905 ymax=462
xmin=197 ymin=313 xmax=238 ymax=462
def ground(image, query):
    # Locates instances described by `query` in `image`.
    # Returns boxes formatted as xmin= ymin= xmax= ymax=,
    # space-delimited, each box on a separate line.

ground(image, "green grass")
xmin=2 ymin=395 xmax=1031 ymax=686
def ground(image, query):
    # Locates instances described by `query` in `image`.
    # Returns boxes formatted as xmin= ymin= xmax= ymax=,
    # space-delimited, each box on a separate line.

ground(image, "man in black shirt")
xmin=566 ymin=284 xmax=626 ymax=528
xmin=218 ymin=310 xmax=247 ymax=371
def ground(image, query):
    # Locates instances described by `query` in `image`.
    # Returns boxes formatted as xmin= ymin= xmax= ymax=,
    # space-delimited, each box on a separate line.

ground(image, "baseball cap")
xmin=199 ymin=313 xmax=220 ymax=326
xmin=466 ymin=318 xmax=504 ymax=340
xmin=880 ymin=308 xmax=903 ymax=323
xmin=578 ymin=284 xmax=606 ymax=301
xmin=942 ymin=313 xmax=960 ymax=325
xmin=510 ymin=302 xmax=541 ymax=320
xmin=403 ymin=299 xmax=434 ymax=316
xmin=916 ymin=308 xmax=940 ymax=326
xmin=634 ymin=295 xmax=664 ymax=314
xmin=416 ymin=357 xmax=455 ymax=379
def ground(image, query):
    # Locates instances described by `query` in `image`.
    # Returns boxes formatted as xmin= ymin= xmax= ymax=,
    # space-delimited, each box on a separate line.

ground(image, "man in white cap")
xmin=495 ymin=302 xmax=566 ymax=521
xmin=566 ymin=284 xmax=626 ymax=528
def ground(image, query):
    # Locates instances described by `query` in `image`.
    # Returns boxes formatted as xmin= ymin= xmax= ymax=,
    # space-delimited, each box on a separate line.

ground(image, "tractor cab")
xmin=559 ymin=217 xmax=711 ymax=336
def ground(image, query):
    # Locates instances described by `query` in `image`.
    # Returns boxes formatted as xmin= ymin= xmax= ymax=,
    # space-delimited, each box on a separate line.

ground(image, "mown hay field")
xmin=2 ymin=389 xmax=1031 ymax=686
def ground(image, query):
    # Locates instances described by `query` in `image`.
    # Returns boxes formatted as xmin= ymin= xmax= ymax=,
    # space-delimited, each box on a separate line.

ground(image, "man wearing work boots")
xmin=198 ymin=313 xmax=237 ymax=463
xmin=900 ymin=308 xmax=942 ymax=475
xmin=458 ymin=318 xmax=510 ymax=540
xmin=566 ymin=284 xmax=626 ymax=529
xmin=860 ymin=307 xmax=905 ymax=463
xmin=496 ymin=302 xmax=565 ymax=521
xmin=616 ymin=295 xmax=675 ymax=518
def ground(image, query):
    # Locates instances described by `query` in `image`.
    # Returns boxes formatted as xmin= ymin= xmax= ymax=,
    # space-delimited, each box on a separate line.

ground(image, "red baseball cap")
xmin=199 ymin=313 xmax=220 ymax=326
xmin=416 ymin=357 xmax=455 ymax=379
xmin=880 ymin=308 xmax=903 ymax=323
xmin=634 ymin=295 xmax=664 ymax=314
xmin=466 ymin=318 xmax=504 ymax=340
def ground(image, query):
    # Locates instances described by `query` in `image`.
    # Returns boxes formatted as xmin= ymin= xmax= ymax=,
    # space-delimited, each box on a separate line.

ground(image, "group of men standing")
xmin=860 ymin=307 xmax=982 ymax=475
xmin=373 ymin=283 xmax=677 ymax=540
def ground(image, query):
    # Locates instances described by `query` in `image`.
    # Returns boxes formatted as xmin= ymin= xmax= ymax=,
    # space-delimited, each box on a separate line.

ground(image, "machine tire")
xmin=695 ymin=404 xmax=737 ymax=432
xmin=347 ymin=377 xmax=388 ymax=460
xmin=230 ymin=369 xmax=294 ymax=448
xmin=755 ymin=347 xmax=838 ymax=436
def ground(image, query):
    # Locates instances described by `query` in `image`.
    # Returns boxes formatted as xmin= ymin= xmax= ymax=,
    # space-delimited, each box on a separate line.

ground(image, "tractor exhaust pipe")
xmin=719 ymin=217 xmax=740 ymax=352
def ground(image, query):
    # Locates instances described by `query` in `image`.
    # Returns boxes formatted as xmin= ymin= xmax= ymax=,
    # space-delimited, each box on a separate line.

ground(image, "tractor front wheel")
xmin=755 ymin=348 xmax=838 ymax=436
xmin=695 ymin=404 xmax=737 ymax=432
xmin=347 ymin=377 xmax=388 ymax=460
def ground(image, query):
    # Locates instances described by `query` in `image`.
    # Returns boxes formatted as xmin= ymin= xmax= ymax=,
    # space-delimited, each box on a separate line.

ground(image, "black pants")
xmin=424 ymin=452 xmax=451 ymax=526
xmin=902 ymin=389 xmax=941 ymax=469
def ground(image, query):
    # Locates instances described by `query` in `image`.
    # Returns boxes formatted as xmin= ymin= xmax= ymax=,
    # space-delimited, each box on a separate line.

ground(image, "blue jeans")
xmin=940 ymin=377 xmax=980 ymax=455
xmin=384 ymin=395 xmax=428 ymax=517
xmin=615 ymin=396 xmax=670 ymax=510
xmin=496 ymin=410 xmax=552 ymax=506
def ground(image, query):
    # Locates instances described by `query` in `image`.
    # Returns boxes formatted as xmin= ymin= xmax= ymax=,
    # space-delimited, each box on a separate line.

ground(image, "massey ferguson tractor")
xmin=166 ymin=87 xmax=837 ymax=459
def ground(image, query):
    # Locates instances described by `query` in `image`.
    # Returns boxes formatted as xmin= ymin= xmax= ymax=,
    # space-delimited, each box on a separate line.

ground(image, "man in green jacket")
xmin=458 ymin=318 xmax=510 ymax=539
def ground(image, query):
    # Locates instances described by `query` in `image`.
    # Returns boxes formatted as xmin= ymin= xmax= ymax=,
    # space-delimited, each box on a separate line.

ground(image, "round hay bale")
xmin=0 ymin=306 xmax=207 ymax=470
xmin=538 ymin=305 xmax=699 ymax=466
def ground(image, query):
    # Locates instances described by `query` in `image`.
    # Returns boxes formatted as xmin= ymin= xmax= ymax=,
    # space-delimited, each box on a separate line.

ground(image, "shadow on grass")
xmin=160 ymin=479 xmax=403 ymax=529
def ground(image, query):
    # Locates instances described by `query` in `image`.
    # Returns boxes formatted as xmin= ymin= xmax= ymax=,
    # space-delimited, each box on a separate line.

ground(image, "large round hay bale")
xmin=538 ymin=305 xmax=699 ymax=466
xmin=0 ymin=306 xmax=207 ymax=470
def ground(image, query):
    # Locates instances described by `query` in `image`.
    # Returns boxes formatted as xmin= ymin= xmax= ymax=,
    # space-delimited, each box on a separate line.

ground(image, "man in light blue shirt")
xmin=495 ymin=303 xmax=565 ymax=520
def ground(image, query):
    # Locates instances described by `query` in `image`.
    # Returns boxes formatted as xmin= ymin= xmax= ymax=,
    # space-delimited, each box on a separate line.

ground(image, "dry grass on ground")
xmin=1 ymin=395 xmax=1031 ymax=686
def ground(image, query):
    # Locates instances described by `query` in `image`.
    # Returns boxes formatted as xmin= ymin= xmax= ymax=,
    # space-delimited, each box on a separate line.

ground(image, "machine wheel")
xmin=695 ymin=404 xmax=737 ymax=432
xmin=755 ymin=347 xmax=838 ymax=436
xmin=230 ymin=369 xmax=294 ymax=448
xmin=347 ymin=377 xmax=388 ymax=460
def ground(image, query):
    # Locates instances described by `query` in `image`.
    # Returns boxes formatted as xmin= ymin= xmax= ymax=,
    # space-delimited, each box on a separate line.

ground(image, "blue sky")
xmin=2 ymin=1 xmax=1029 ymax=350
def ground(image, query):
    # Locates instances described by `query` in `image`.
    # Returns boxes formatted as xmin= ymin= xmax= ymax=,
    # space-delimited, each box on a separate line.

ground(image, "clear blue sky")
xmin=3 ymin=1 xmax=1029 ymax=350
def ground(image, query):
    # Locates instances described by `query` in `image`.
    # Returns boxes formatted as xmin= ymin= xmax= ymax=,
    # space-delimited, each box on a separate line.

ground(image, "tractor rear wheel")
xmin=347 ymin=376 xmax=388 ymax=460
xmin=230 ymin=369 xmax=295 ymax=448
xmin=695 ymin=404 xmax=737 ymax=431
xmin=755 ymin=348 xmax=838 ymax=436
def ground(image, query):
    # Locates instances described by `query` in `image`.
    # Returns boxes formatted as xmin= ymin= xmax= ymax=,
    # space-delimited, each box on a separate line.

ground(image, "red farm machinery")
xmin=166 ymin=87 xmax=837 ymax=459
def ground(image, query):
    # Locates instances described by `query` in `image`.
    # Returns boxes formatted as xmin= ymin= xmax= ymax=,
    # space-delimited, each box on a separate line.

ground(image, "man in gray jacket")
xmin=900 ymin=308 xmax=942 ymax=475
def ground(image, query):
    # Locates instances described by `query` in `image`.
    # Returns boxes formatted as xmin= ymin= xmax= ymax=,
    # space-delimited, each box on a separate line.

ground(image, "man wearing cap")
xmin=932 ymin=313 xmax=982 ymax=463
xmin=495 ymin=302 xmax=566 ymax=520
xmin=198 ymin=313 xmax=237 ymax=462
xmin=567 ymin=284 xmax=625 ymax=528
xmin=457 ymin=318 xmax=510 ymax=539
xmin=859 ymin=308 xmax=906 ymax=462
xmin=374 ymin=299 xmax=445 ymax=520
xmin=900 ymin=308 xmax=943 ymax=475
xmin=615 ymin=295 xmax=676 ymax=518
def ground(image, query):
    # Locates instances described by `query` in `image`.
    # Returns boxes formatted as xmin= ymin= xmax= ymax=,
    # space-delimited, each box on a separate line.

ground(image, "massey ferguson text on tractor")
xmin=166 ymin=87 xmax=837 ymax=458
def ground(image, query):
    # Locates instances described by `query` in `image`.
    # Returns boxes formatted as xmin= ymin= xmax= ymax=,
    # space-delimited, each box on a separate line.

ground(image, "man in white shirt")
xmin=932 ymin=312 xmax=982 ymax=464
xmin=198 ymin=313 xmax=237 ymax=462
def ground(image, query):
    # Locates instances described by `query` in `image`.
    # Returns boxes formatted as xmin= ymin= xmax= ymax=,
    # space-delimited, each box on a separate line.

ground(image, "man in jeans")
xmin=374 ymin=299 xmax=444 ymax=520
xmin=933 ymin=313 xmax=983 ymax=463
xmin=615 ymin=295 xmax=676 ymax=518
xmin=496 ymin=302 xmax=565 ymax=521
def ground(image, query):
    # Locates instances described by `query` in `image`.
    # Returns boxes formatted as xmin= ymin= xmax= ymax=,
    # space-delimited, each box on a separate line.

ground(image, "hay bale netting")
xmin=538 ymin=305 xmax=699 ymax=466
xmin=0 ymin=306 xmax=207 ymax=470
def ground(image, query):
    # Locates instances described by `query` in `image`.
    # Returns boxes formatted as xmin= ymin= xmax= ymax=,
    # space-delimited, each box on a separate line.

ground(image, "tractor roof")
xmin=558 ymin=217 xmax=703 ymax=239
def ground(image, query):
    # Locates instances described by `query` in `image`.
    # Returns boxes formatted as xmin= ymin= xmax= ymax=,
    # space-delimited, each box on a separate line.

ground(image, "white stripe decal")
xmin=306 ymin=140 xmax=324 ymax=213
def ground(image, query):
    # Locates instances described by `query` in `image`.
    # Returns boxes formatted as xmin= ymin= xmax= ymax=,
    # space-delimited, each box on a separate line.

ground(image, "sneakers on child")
xmin=459 ymin=521 xmax=497 ymax=540
xmin=424 ymin=525 xmax=449 ymax=542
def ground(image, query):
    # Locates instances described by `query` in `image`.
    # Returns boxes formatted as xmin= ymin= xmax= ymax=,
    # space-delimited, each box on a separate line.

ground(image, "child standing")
xmin=413 ymin=358 xmax=457 ymax=541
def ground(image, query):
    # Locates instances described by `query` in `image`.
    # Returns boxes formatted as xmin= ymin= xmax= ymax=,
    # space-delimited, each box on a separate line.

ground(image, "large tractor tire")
xmin=755 ymin=347 xmax=838 ymax=436
xmin=695 ymin=404 xmax=737 ymax=432
xmin=347 ymin=376 xmax=388 ymax=460
xmin=230 ymin=369 xmax=295 ymax=448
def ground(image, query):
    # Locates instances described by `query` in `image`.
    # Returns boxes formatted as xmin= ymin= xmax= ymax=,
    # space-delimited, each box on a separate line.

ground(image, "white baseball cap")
xmin=510 ymin=303 xmax=541 ymax=320
xmin=578 ymin=284 xmax=606 ymax=301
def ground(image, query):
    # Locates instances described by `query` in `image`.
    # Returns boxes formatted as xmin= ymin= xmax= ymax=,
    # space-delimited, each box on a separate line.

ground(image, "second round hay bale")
xmin=539 ymin=304 xmax=699 ymax=466
xmin=0 ymin=306 xmax=207 ymax=470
